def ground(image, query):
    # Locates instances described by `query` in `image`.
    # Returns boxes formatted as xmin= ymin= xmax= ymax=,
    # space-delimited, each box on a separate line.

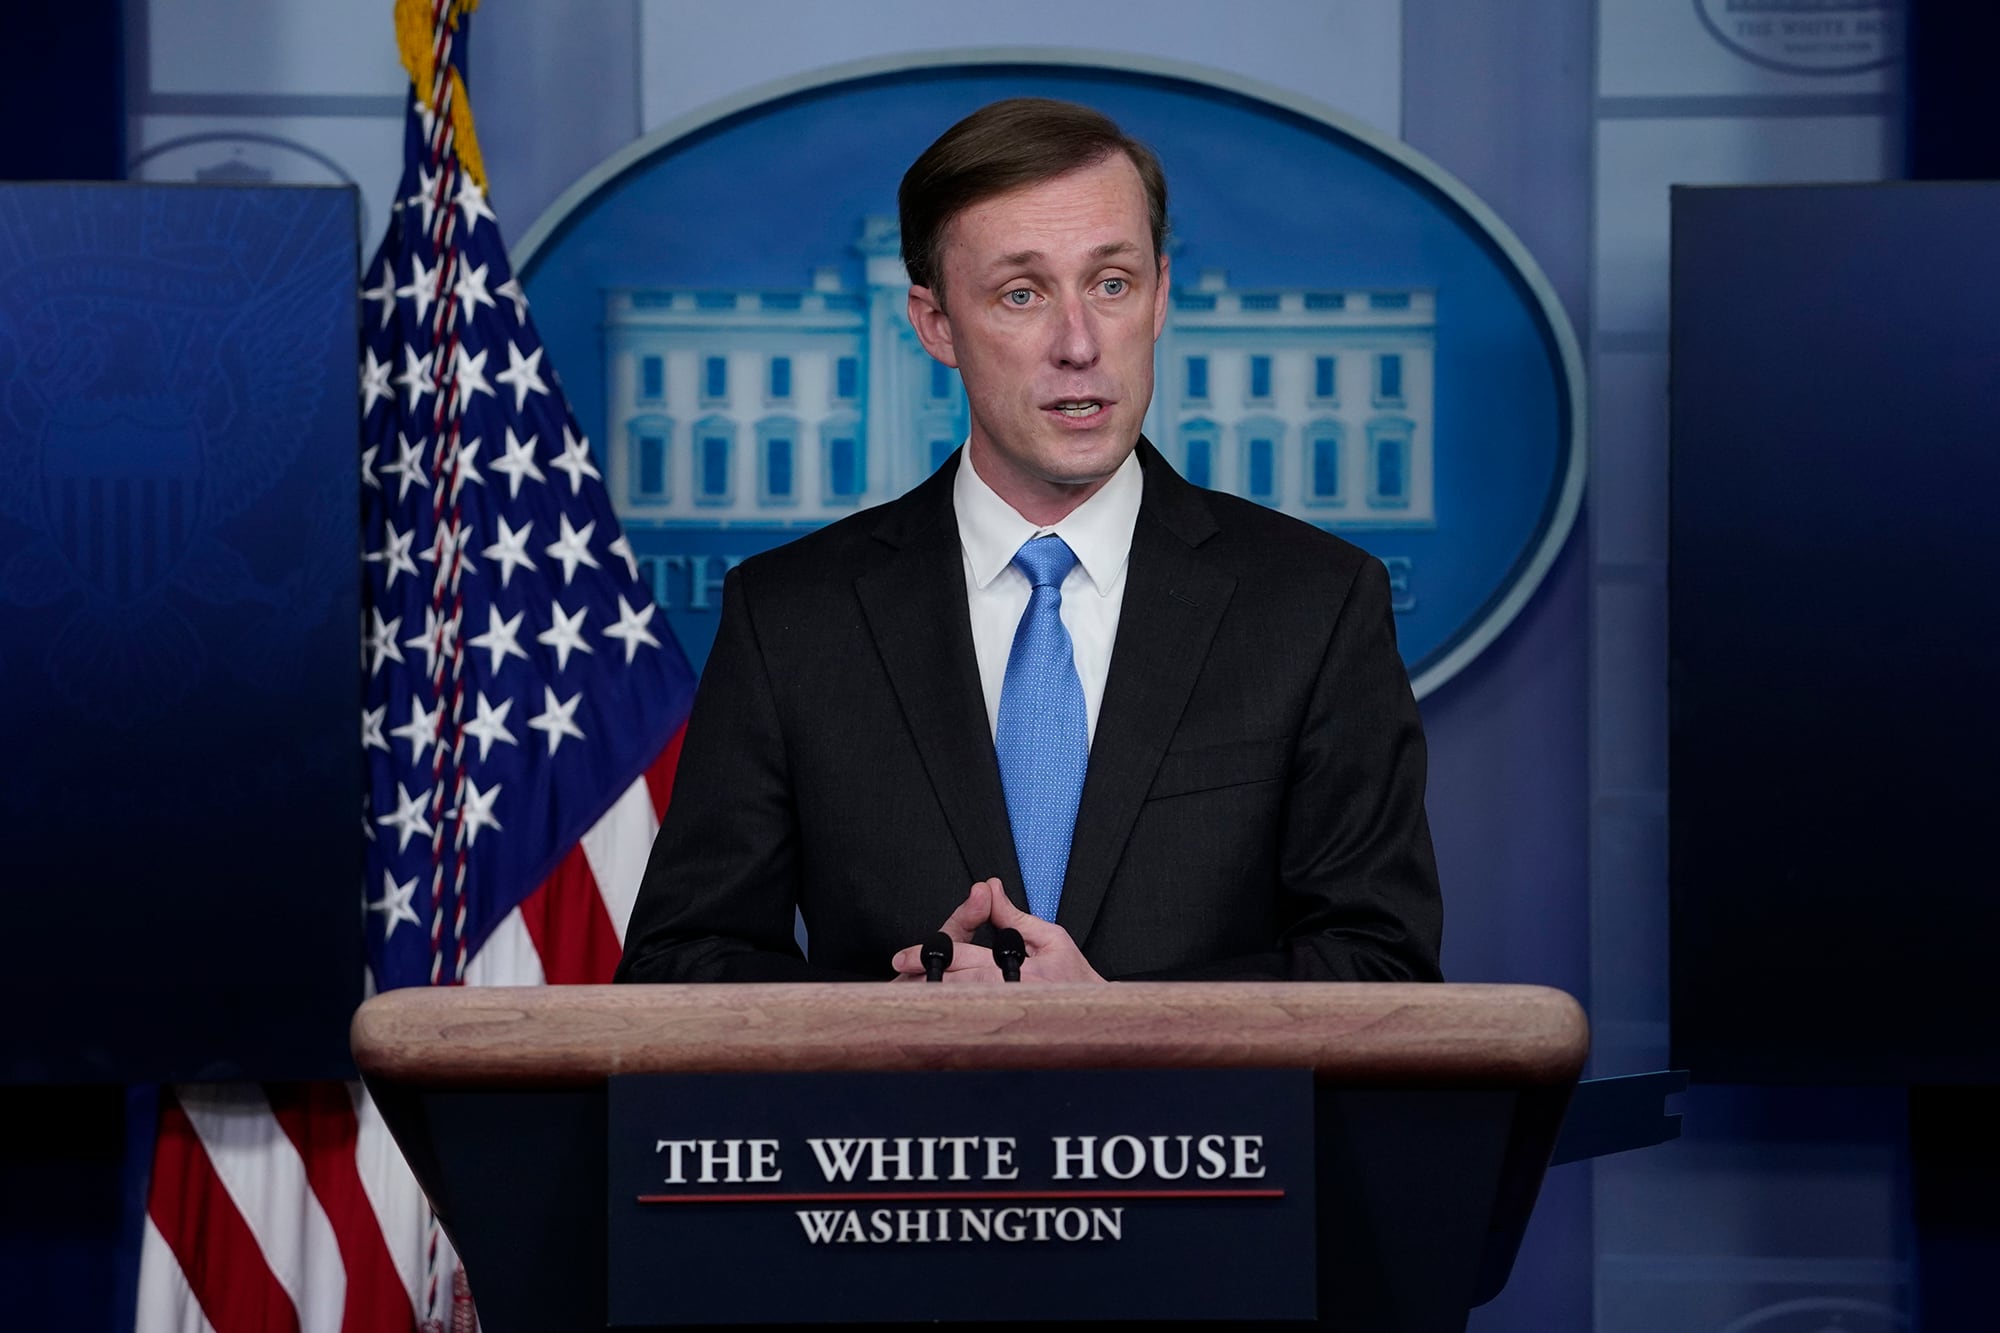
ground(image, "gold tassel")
xmin=393 ymin=0 xmax=487 ymax=190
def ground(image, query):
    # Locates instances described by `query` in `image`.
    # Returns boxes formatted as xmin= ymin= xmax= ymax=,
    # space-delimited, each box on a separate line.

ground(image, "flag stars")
xmin=608 ymin=534 xmax=640 ymax=583
xmin=402 ymin=606 xmax=461 ymax=679
xmin=393 ymin=346 xmax=435 ymax=413
xmin=397 ymin=253 xmax=439 ymax=325
xmin=604 ymin=596 xmax=662 ymax=664
xmin=370 ymin=870 xmax=422 ymax=940
xmin=442 ymin=435 xmax=485 ymax=502
xmin=454 ymin=260 xmax=496 ymax=320
xmin=496 ymin=277 xmax=529 ymax=324
xmin=362 ymin=89 xmax=705 ymax=996
xmin=544 ymin=513 xmax=601 ymax=586
xmin=537 ymin=601 xmax=593 ymax=671
xmin=366 ymin=518 xmax=419 ymax=589
xmin=359 ymin=69 xmax=701 ymax=997
xmin=410 ymin=164 xmax=443 ymax=236
xmin=481 ymin=516 xmax=537 ymax=588
xmin=452 ymin=344 xmax=496 ymax=412
xmin=419 ymin=518 xmax=479 ymax=580
xmin=528 ymin=686 xmax=586 ymax=755
xmin=550 ymin=425 xmax=601 ymax=494
xmin=362 ymin=265 xmax=398 ymax=329
xmin=490 ymin=427 xmax=545 ymax=498
xmin=468 ymin=605 xmax=529 ymax=675
xmin=366 ymin=608 xmax=405 ymax=676
xmin=454 ymin=173 xmax=497 ymax=232
xmin=376 ymin=782 xmax=435 ymax=852
xmin=361 ymin=704 xmax=389 ymax=752
xmin=390 ymin=695 xmax=443 ymax=762
xmin=452 ymin=778 xmax=503 ymax=846
xmin=494 ymin=341 xmax=549 ymax=411
xmin=461 ymin=692 xmax=518 ymax=761
xmin=360 ymin=345 xmax=394 ymax=416
xmin=379 ymin=432 xmax=428 ymax=500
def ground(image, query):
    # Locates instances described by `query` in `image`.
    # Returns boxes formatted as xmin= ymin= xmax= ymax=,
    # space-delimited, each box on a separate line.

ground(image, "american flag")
xmin=136 ymin=4 xmax=696 ymax=1329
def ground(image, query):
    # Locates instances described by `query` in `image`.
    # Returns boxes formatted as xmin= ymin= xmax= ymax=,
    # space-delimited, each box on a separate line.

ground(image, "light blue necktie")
xmin=995 ymin=534 xmax=1089 ymax=921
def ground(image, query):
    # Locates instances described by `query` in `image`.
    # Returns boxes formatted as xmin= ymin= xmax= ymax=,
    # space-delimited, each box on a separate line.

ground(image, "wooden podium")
xmin=353 ymin=983 xmax=1586 ymax=1332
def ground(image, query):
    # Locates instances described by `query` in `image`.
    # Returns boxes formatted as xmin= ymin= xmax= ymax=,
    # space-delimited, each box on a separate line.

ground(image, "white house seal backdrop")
xmin=515 ymin=54 xmax=1585 ymax=697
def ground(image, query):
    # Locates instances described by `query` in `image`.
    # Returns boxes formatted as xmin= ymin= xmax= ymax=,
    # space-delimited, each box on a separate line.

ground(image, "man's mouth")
xmin=1047 ymin=399 xmax=1106 ymax=419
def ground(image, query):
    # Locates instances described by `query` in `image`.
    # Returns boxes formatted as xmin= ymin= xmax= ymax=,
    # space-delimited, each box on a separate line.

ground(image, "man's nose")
xmin=1050 ymin=296 xmax=1101 ymax=370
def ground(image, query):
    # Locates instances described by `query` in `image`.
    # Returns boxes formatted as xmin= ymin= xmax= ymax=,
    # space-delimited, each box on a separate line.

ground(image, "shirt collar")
xmin=954 ymin=446 xmax=1143 ymax=597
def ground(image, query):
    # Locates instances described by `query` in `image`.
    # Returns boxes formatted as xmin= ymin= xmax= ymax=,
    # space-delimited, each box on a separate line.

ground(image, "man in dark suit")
xmin=615 ymin=98 xmax=1440 ymax=985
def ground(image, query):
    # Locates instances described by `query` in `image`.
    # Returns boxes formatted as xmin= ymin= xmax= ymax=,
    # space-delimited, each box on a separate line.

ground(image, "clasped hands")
xmin=889 ymin=877 xmax=1104 ymax=983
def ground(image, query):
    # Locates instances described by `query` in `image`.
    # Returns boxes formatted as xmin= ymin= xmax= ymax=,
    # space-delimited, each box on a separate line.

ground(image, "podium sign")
xmin=608 ymin=1068 xmax=1316 ymax=1325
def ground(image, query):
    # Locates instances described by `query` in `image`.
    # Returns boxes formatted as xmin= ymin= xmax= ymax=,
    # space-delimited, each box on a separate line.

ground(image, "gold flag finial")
xmin=394 ymin=0 xmax=486 ymax=189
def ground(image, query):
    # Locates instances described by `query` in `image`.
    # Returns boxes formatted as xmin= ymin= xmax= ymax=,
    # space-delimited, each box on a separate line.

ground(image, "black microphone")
xmin=921 ymin=932 xmax=953 ymax=982
xmin=994 ymin=928 xmax=1026 ymax=982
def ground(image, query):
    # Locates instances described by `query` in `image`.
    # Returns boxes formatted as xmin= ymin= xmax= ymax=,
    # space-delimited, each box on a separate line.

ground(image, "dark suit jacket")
xmin=615 ymin=440 xmax=1441 ymax=983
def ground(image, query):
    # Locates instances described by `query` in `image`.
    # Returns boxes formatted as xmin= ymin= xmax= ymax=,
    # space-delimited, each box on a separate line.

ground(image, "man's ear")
xmin=1152 ymin=251 xmax=1171 ymax=341
xmin=906 ymin=284 xmax=959 ymax=369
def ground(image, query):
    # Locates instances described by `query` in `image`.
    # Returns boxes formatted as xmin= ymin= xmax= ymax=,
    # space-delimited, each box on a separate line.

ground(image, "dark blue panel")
xmin=1669 ymin=182 xmax=2000 ymax=1085
xmin=1907 ymin=5 xmax=2000 ymax=180
xmin=0 ymin=182 xmax=363 ymax=1082
xmin=3 ymin=1 xmax=123 ymax=180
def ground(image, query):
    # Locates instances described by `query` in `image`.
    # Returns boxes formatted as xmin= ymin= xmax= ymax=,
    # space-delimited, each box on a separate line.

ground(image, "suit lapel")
xmin=853 ymin=458 xmax=1024 ymax=896
xmin=1058 ymin=444 xmax=1235 ymax=948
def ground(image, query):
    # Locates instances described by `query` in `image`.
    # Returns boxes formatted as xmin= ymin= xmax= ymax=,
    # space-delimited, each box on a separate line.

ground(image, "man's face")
xmin=907 ymin=153 xmax=1170 ymax=520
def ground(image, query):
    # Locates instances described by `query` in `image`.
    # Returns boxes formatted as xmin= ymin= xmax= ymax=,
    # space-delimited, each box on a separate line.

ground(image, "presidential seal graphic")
xmin=515 ymin=56 xmax=1584 ymax=697
xmin=1694 ymin=0 xmax=1902 ymax=75
xmin=0 ymin=184 xmax=356 ymax=725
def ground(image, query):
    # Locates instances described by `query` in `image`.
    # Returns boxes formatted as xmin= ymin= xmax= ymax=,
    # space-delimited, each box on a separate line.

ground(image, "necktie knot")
xmin=1012 ymin=534 xmax=1078 ymax=590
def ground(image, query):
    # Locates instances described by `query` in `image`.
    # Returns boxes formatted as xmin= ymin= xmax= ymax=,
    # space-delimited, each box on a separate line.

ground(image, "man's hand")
xmin=890 ymin=878 xmax=1003 ymax=981
xmin=889 ymin=878 xmax=1104 ymax=983
xmin=988 ymin=885 xmax=1104 ymax=983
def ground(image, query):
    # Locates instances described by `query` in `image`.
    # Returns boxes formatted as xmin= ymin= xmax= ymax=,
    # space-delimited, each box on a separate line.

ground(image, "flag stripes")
xmin=180 ymin=1088 xmax=348 ymax=1333
xmin=139 ymin=735 xmax=685 ymax=1331
xmin=147 ymin=1092 xmax=318 ymax=1333
xmin=137 ymin=1218 xmax=222 ymax=1333
xmin=265 ymin=1085 xmax=413 ymax=1333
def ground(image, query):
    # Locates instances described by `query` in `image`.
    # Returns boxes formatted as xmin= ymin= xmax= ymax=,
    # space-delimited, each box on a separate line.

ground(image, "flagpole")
xmin=401 ymin=8 xmax=480 ymax=1325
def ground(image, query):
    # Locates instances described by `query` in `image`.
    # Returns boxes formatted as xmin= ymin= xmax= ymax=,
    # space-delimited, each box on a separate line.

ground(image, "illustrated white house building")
xmin=1155 ymin=272 xmax=1435 ymax=528
xmin=602 ymin=217 xmax=1433 ymax=535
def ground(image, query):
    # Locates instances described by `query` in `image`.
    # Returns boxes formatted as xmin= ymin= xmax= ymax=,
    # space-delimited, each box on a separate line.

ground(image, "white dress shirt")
xmin=953 ymin=448 xmax=1142 ymax=745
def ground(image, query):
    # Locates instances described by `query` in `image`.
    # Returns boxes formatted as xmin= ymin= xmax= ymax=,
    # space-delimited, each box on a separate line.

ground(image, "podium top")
xmin=351 ymin=983 xmax=1586 ymax=1089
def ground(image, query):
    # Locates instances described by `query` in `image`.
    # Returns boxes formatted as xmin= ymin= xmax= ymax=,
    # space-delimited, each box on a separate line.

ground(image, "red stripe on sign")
xmin=266 ymin=1084 xmax=419 ymax=1333
xmin=518 ymin=842 xmax=624 ymax=984
xmin=641 ymin=724 xmax=686 ymax=823
xmin=637 ymin=1188 xmax=1287 ymax=1203
xmin=148 ymin=1091 xmax=302 ymax=1333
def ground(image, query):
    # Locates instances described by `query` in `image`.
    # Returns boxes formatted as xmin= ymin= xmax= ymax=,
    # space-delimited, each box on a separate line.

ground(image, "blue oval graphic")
xmin=515 ymin=57 xmax=1583 ymax=698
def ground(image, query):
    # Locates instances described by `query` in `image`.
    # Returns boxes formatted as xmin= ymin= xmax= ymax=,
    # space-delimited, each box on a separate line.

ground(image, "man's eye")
xmin=1003 ymin=289 xmax=1035 ymax=306
xmin=1101 ymin=278 xmax=1127 ymax=296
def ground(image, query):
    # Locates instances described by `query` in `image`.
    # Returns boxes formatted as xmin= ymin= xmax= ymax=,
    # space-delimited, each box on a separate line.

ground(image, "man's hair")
xmin=898 ymin=97 xmax=1169 ymax=301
